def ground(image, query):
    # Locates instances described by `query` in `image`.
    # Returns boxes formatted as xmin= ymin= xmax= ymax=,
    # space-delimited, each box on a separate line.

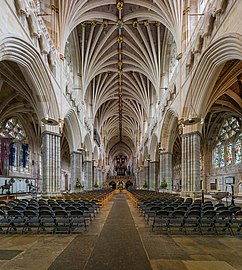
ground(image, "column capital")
xmin=41 ymin=131 xmax=62 ymax=137
xmin=160 ymin=151 xmax=172 ymax=155
xmin=150 ymin=160 xmax=159 ymax=164
xmin=181 ymin=131 xmax=201 ymax=138
xmin=71 ymin=150 xmax=83 ymax=155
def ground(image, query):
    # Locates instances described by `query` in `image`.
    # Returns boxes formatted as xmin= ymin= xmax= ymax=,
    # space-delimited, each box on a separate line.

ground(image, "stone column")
xmin=139 ymin=166 xmax=144 ymax=188
xmin=83 ymin=160 xmax=93 ymax=190
xmin=144 ymin=165 xmax=149 ymax=188
xmin=182 ymin=132 xmax=201 ymax=196
xmin=132 ymin=157 xmax=136 ymax=175
xmin=102 ymin=169 xmax=105 ymax=186
xmin=42 ymin=132 xmax=61 ymax=196
xmin=70 ymin=150 xmax=83 ymax=193
xmin=136 ymin=170 xmax=140 ymax=189
xmin=98 ymin=168 xmax=102 ymax=187
xmin=149 ymin=161 xmax=159 ymax=191
xmin=93 ymin=165 xmax=98 ymax=187
xmin=160 ymin=152 xmax=173 ymax=192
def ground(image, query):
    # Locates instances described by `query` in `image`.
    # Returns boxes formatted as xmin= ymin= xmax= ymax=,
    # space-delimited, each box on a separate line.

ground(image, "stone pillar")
xmin=98 ymin=168 xmax=102 ymax=187
xmin=70 ymin=150 xmax=82 ymax=192
xmin=139 ymin=167 xmax=144 ymax=188
xmin=93 ymin=165 xmax=98 ymax=187
xmin=42 ymin=132 xmax=61 ymax=196
xmin=182 ymin=132 xmax=201 ymax=196
xmin=132 ymin=157 xmax=136 ymax=175
xmin=144 ymin=166 xmax=148 ymax=188
xmin=102 ymin=169 xmax=105 ymax=186
xmin=136 ymin=170 xmax=140 ymax=188
xmin=83 ymin=160 xmax=93 ymax=190
xmin=149 ymin=161 xmax=159 ymax=191
xmin=160 ymin=152 xmax=173 ymax=192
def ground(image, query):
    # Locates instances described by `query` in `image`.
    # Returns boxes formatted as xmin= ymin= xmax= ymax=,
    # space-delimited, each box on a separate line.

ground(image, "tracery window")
xmin=213 ymin=117 xmax=241 ymax=168
xmin=0 ymin=118 xmax=30 ymax=174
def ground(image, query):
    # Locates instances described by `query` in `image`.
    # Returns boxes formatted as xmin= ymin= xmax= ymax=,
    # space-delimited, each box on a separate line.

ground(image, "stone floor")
xmin=0 ymin=192 xmax=242 ymax=270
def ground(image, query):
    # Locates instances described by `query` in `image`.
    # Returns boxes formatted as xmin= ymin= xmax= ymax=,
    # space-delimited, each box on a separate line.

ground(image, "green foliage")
xmin=143 ymin=181 xmax=148 ymax=188
xmin=76 ymin=178 xmax=82 ymax=188
xmin=160 ymin=180 xmax=167 ymax=189
xmin=94 ymin=181 xmax=99 ymax=188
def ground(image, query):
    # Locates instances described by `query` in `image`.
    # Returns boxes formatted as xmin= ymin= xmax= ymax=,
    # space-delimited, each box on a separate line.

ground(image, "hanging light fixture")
xmin=41 ymin=105 xmax=59 ymax=126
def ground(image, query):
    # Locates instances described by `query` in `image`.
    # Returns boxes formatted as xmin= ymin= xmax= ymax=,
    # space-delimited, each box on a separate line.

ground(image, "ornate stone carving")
xmin=192 ymin=33 xmax=203 ymax=54
xmin=15 ymin=0 xmax=28 ymax=16
xmin=214 ymin=0 xmax=228 ymax=15
xmin=27 ymin=10 xmax=40 ymax=37
xmin=202 ymin=6 xmax=215 ymax=38
xmin=39 ymin=33 xmax=49 ymax=54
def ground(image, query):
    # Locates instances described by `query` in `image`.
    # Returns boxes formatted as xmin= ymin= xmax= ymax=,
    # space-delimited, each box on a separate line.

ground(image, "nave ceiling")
xmin=61 ymin=0 xmax=182 ymax=164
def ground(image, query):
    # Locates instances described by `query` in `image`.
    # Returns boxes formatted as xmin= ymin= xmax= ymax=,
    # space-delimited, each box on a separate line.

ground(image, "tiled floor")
xmin=0 ymin=193 xmax=242 ymax=270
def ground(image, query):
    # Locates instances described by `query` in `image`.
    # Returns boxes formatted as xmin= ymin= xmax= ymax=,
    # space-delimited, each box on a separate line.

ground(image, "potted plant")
xmin=160 ymin=179 xmax=167 ymax=191
xmin=143 ymin=181 xmax=148 ymax=189
xmin=76 ymin=178 xmax=82 ymax=188
xmin=94 ymin=181 xmax=99 ymax=188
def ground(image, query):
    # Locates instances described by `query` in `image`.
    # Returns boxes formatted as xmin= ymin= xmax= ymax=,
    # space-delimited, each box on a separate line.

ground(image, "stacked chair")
xmin=0 ymin=189 xmax=113 ymax=234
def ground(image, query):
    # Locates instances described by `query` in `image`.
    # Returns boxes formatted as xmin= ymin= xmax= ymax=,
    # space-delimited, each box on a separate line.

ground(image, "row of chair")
xmin=0 ymin=209 xmax=87 ymax=234
xmin=152 ymin=209 xmax=242 ymax=235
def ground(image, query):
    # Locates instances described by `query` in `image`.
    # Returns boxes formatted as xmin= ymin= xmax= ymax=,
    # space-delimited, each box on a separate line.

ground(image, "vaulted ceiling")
xmin=61 ymin=0 xmax=182 ymax=163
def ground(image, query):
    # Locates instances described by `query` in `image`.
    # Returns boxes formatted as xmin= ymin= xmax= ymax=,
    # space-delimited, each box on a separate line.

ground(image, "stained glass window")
xmin=214 ymin=144 xmax=220 ymax=168
xmin=227 ymin=143 xmax=233 ymax=165
xmin=213 ymin=117 xmax=241 ymax=167
xmin=235 ymin=137 xmax=241 ymax=163
xmin=0 ymin=118 xmax=29 ymax=174
xmin=219 ymin=145 xmax=225 ymax=167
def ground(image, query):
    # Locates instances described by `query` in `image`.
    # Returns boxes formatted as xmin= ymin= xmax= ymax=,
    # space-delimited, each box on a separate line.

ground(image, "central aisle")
xmin=84 ymin=193 xmax=152 ymax=270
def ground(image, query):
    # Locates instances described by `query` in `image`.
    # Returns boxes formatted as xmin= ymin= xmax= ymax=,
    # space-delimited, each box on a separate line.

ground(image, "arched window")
xmin=0 ymin=118 xmax=30 ymax=174
xmin=213 ymin=117 xmax=241 ymax=167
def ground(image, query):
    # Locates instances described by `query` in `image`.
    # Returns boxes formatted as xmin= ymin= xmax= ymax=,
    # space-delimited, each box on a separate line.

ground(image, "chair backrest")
xmin=217 ymin=210 xmax=232 ymax=218
xmin=39 ymin=206 xmax=51 ymax=211
xmin=215 ymin=206 xmax=228 ymax=212
xmin=7 ymin=210 xmax=22 ymax=217
xmin=229 ymin=206 xmax=241 ymax=213
xmin=70 ymin=210 xmax=84 ymax=217
xmin=234 ymin=210 xmax=242 ymax=219
xmin=186 ymin=210 xmax=201 ymax=218
xmin=171 ymin=210 xmax=186 ymax=218
xmin=164 ymin=206 xmax=174 ymax=212
xmin=0 ymin=209 xmax=6 ymax=216
xmin=201 ymin=210 xmax=216 ymax=218
xmin=0 ymin=200 xmax=7 ymax=205
xmin=156 ymin=210 xmax=169 ymax=217
xmin=39 ymin=210 xmax=53 ymax=218
xmin=13 ymin=206 xmax=25 ymax=211
xmin=54 ymin=210 xmax=68 ymax=217
xmin=24 ymin=210 xmax=38 ymax=218
xmin=214 ymin=203 xmax=224 ymax=208
xmin=177 ymin=206 xmax=188 ymax=211
xmin=202 ymin=206 xmax=214 ymax=211
xmin=65 ymin=206 xmax=76 ymax=211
